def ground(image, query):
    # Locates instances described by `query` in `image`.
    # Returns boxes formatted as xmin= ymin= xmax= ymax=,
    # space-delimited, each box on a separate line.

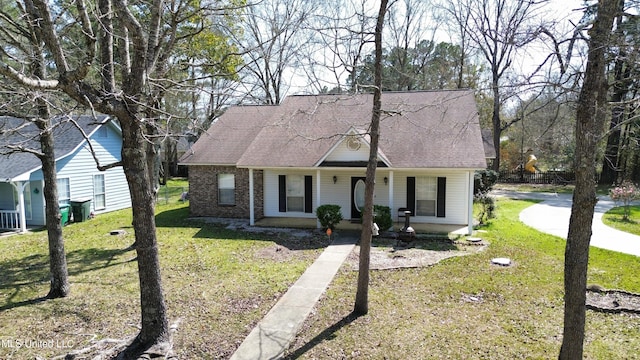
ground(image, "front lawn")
xmin=285 ymin=198 xmax=640 ymax=359
xmin=1 ymin=195 xmax=639 ymax=359
xmin=0 ymin=200 xmax=329 ymax=359
xmin=602 ymin=205 xmax=640 ymax=236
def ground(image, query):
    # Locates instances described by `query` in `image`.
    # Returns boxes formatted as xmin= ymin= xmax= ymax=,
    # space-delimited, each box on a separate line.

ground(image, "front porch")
xmin=254 ymin=217 xmax=470 ymax=236
xmin=0 ymin=209 xmax=20 ymax=231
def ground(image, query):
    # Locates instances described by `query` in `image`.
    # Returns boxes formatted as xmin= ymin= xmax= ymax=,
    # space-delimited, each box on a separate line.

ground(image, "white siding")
xmin=263 ymin=170 xmax=316 ymax=218
xmin=262 ymin=169 xmax=471 ymax=225
xmin=324 ymin=139 xmax=370 ymax=162
xmin=391 ymin=171 xmax=470 ymax=225
xmin=264 ymin=169 xmax=392 ymax=219
xmin=29 ymin=124 xmax=130 ymax=217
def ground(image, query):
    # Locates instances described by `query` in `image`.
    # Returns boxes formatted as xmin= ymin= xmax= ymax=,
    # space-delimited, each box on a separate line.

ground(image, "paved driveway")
xmin=493 ymin=190 xmax=640 ymax=257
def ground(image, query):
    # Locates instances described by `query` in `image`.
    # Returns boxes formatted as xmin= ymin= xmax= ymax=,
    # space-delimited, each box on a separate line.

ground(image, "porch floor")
xmin=254 ymin=217 xmax=470 ymax=236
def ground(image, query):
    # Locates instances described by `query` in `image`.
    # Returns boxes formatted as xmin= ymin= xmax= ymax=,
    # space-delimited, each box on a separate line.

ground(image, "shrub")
xmin=609 ymin=181 xmax=639 ymax=221
xmin=474 ymin=194 xmax=496 ymax=225
xmin=316 ymin=204 xmax=343 ymax=230
xmin=373 ymin=205 xmax=393 ymax=231
xmin=474 ymin=169 xmax=499 ymax=196
xmin=473 ymin=169 xmax=498 ymax=225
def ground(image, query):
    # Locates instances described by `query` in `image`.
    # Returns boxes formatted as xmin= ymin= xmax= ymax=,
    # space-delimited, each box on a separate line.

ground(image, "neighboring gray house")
xmin=180 ymin=90 xmax=487 ymax=235
xmin=0 ymin=115 xmax=131 ymax=232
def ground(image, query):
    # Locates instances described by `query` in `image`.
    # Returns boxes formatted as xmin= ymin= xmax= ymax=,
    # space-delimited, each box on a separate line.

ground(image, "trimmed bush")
xmin=474 ymin=169 xmax=498 ymax=195
xmin=373 ymin=205 xmax=393 ymax=231
xmin=475 ymin=194 xmax=496 ymax=225
xmin=316 ymin=204 xmax=343 ymax=230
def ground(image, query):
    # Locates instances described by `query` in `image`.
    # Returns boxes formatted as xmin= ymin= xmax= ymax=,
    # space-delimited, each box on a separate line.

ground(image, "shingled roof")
xmin=0 ymin=115 xmax=114 ymax=180
xmin=181 ymin=90 xmax=487 ymax=169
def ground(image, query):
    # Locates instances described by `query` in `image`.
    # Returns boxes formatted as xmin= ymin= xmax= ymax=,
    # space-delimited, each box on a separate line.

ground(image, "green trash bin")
xmin=59 ymin=204 xmax=70 ymax=226
xmin=70 ymin=198 xmax=92 ymax=222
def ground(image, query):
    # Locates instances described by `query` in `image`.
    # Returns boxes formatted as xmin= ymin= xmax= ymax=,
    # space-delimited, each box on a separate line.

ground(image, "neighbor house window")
xmin=286 ymin=175 xmax=304 ymax=212
xmin=218 ymin=174 xmax=235 ymax=205
xmin=93 ymin=174 xmax=106 ymax=210
xmin=415 ymin=176 xmax=437 ymax=216
xmin=57 ymin=178 xmax=70 ymax=205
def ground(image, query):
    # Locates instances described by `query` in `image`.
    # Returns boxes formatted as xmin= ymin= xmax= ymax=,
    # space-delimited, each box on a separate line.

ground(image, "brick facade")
xmin=188 ymin=165 xmax=264 ymax=219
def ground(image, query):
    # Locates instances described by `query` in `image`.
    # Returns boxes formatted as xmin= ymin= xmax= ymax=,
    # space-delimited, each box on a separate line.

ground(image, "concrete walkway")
xmin=493 ymin=190 xmax=640 ymax=257
xmin=230 ymin=233 xmax=358 ymax=360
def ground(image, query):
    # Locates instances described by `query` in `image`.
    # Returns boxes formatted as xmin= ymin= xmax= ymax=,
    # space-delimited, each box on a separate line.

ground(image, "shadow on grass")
xmin=0 ymin=296 xmax=48 ymax=312
xmin=282 ymin=312 xmax=361 ymax=359
xmin=0 ymin=246 xmax=134 ymax=312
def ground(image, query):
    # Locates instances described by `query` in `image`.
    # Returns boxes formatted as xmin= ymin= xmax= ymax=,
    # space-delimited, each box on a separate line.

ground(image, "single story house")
xmin=0 ymin=115 xmax=131 ymax=232
xmin=180 ymin=90 xmax=488 ymax=235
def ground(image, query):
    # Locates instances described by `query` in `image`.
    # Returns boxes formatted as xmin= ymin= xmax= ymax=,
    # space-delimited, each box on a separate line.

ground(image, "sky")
xmin=283 ymin=0 xmax=592 ymax=96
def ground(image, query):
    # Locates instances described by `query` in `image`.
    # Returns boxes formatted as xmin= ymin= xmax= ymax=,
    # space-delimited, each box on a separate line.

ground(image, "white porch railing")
xmin=0 ymin=210 xmax=21 ymax=231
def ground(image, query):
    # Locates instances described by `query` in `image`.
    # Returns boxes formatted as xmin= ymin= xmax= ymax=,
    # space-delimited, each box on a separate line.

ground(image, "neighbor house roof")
xmin=0 ymin=115 xmax=115 ymax=181
xmin=180 ymin=90 xmax=487 ymax=169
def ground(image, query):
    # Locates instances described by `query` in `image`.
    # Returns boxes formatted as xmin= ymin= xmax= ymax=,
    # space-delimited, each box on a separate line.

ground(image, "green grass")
xmin=0 ymin=197 xmax=328 ymax=359
xmin=1 ymin=189 xmax=639 ymax=359
xmin=157 ymin=178 xmax=189 ymax=204
xmin=602 ymin=205 xmax=640 ymax=236
xmin=284 ymin=198 xmax=640 ymax=359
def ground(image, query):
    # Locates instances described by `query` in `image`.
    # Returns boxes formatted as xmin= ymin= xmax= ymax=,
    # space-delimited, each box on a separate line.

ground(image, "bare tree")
xmin=439 ymin=0 xmax=476 ymax=89
xmin=233 ymin=0 xmax=317 ymax=104
xmin=354 ymin=0 xmax=389 ymax=316
xmin=300 ymin=0 xmax=375 ymax=93
xmin=560 ymin=0 xmax=618 ymax=358
xmin=0 ymin=111 xmax=71 ymax=299
xmin=0 ymin=5 xmax=70 ymax=299
xmin=599 ymin=0 xmax=639 ymax=185
xmin=444 ymin=0 xmax=551 ymax=171
xmin=0 ymin=1 xmax=240 ymax=356
xmin=382 ymin=0 xmax=437 ymax=90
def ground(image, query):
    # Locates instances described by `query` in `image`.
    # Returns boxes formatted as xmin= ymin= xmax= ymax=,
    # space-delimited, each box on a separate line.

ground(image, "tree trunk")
xmin=119 ymin=115 xmax=169 ymax=353
xmin=39 ymin=120 xmax=70 ymax=299
xmin=32 ymin=41 xmax=69 ymax=298
xmin=491 ymin=77 xmax=501 ymax=172
xmin=599 ymin=3 xmax=630 ymax=186
xmin=559 ymin=0 xmax=617 ymax=358
xmin=600 ymin=56 xmax=629 ymax=185
xmin=354 ymin=0 xmax=388 ymax=316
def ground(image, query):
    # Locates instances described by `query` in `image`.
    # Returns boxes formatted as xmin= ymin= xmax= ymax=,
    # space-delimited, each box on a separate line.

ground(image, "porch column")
xmin=316 ymin=169 xmax=321 ymax=229
xmin=11 ymin=181 xmax=27 ymax=233
xmin=467 ymin=171 xmax=474 ymax=235
xmin=249 ymin=169 xmax=255 ymax=226
xmin=388 ymin=171 xmax=394 ymax=211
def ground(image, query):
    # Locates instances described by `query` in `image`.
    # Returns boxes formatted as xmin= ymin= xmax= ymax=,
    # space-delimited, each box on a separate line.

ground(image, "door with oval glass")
xmin=351 ymin=177 xmax=366 ymax=221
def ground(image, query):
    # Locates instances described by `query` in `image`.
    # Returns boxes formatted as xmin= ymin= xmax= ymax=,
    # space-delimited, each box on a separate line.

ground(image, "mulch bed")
xmin=586 ymin=288 xmax=640 ymax=314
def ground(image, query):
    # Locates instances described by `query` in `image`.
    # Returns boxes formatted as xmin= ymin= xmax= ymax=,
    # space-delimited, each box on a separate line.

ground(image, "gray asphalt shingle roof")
xmin=0 ymin=115 xmax=113 ymax=180
xmin=180 ymin=90 xmax=487 ymax=169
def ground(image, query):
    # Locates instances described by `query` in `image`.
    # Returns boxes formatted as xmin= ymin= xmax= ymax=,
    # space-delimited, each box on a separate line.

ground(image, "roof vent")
xmin=346 ymin=135 xmax=361 ymax=151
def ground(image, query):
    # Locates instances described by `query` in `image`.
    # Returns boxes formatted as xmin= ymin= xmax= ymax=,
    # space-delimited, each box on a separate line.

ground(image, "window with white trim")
xmin=218 ymin=174 xmax=235 ymax=205
xmin=93 ymin=174 xmax=106 ymax=210
xmin=57 ymin=178 xmax=70 ymax=205
xmin=415 ymin=176 xmax=437 ymax=216
xmin=286 ymin=175 xmax=304 ymax=212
